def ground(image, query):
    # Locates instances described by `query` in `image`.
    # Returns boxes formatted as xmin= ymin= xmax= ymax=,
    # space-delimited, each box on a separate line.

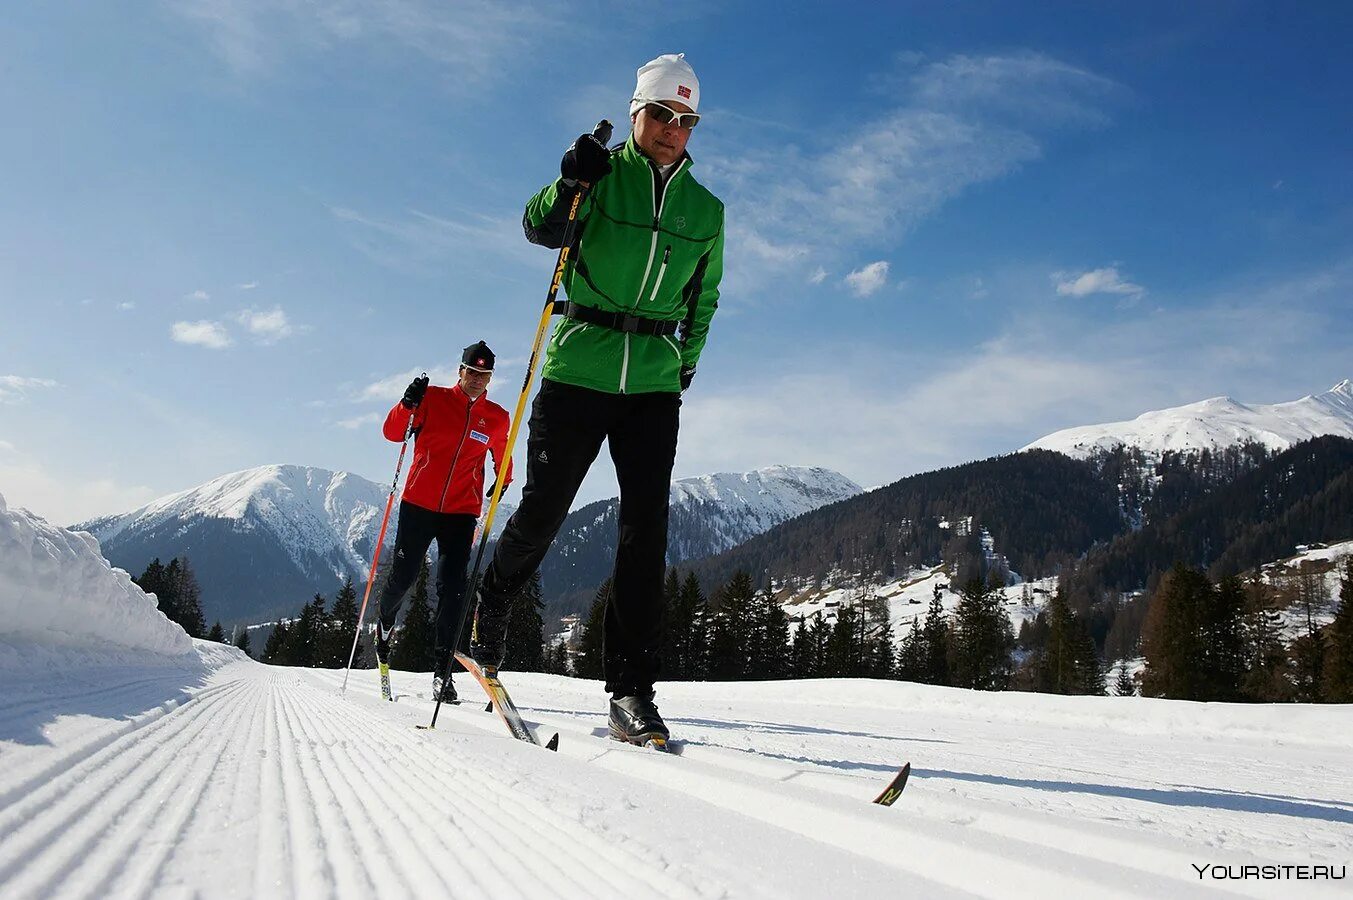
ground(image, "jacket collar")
xmin=622 ymin=134 xmax=691 ymax=184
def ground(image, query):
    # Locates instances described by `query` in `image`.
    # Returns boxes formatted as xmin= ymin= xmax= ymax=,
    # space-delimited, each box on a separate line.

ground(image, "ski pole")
xmin=425 ymin=119 xmax=612 ymax=729
xmin=341 ymin=377 xmax=424 ymax=693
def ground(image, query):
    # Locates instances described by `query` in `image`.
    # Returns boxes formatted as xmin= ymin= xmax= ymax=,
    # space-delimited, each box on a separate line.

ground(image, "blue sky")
xmin=2 ymin=1 xmax=1351 ymax=525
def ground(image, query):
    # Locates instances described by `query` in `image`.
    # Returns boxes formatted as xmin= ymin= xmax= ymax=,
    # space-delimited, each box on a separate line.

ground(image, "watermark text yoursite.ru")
xmin=1192 ymin=864 xmax=1345 ymax=881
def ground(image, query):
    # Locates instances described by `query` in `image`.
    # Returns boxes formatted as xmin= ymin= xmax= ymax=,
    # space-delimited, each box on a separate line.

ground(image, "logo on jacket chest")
xmin=469 ymin=430 xmax=490 ymax=444
xmin=674 ymin=215 xmax=686 ymax=231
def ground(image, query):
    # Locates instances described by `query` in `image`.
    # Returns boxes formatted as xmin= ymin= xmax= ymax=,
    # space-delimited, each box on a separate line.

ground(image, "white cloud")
xmin=236 ymin=306 xmax=294 ymax=343
xmin=186 ymin=289 xmax=210 ymax=302
xmin=172 ymin=0 xmax=548 ymax=84
xmin=706 ymin=52 xmax=1125 ymax=297
xmin=0 ymin=439 xmax=15 ymax=454
xmin=1053 ymin=266 xmax=1145 ymax=298
xmin=355 ymin=367 xmax=459 ymax=403
xmin=844 ymin=261 xmax=890 ymax=297
xmin=0 ymin=456 xmax=158 ymax=526
xmin=171 ymin=320 xmax=232 ymax=349
xmin=238 ymin=281 xmax=259 ymax=290
xmin=971 ymin=277 xmax=990 ymax=300
xmin=329 ymin=204 xmax=535 ymax=274
xmin=117 ymin=302 xmax=136 ymax=311
xmin=0 ymin=376 xmax=59 ymax=404
xmin=336 ymin=412 xmax=383 ymax=431
xmin=808 ymin=266 xmax=828 ymax=285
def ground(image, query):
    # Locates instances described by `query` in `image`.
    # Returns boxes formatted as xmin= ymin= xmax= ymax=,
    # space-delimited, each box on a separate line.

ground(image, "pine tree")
xmin=391 ymin=561 xmax=436 ymax=672
xmin=135 ymin=558 xmax=168 ymax=612
xmin=790 ymin=616 xmax=815 ymax=678
xmin=168 ymin=557 xmax=207 ymax=639
xmin=261 ymin=620 xmax=289 ymax=664
xmin=1113 ymin=662 xmax=1136 ymax=696
xmin=678 ymin=573 xmax=710 ymax=680
xmin=920 ymin=586 xmax=950 ymax=686
xmin=895 ymin=618 xmax=924 ymax=682
xmin=543 ymin=640 xmax=571 ymax=675
xmin=280 ymin=594 xmax=327 ymax=668
xmin=207 ymin=621 xmax=226 ymax=642
xmin=1034 ymin=590 xmax=1104 ymax=695
xmin=1291 ymin=569 xmax=1328 ymax=702
xmin=574 ymin=579 xmax=610 ymax=680
xmin=708 ymin=571 xmax=757 ymax=679
xmin=504 ymin=571 xmax=546 ymax=672
xmin=320 ymin=578 xmax=361 ymax=669
xmin=235 ymin=627 xmax=253 ymax=657
xmin=806 ymin=612 xmax=831 ymax=677
xmin=949 ymin=575 xmax=1014 ymax=691
xmin=1141 ymin=564 xmax=1213 ymax=700
xmin=1241 ymin=572 xmax=1291 ymax=701
xmin=825 ymin=601 xmax=864 ymax=677
xmin=862 ymin=593 xmax=895 ymax=678
xmin=1323 ymin=559 xmax=1353 ymax=702
xmin=1202 ymin=575 xmax=1246 ymax=701
xmin=749 ymin=586 xmax=791 ymax=680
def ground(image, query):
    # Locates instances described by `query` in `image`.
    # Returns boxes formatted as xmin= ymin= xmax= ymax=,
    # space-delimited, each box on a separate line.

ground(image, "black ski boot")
xmin=608 ymin=692 xmax=669 ymax=749
xmin=373 ymin=621 xmax=392 ymax=665
xmin=432 ymin=652 xmax=458 ymax=704
xmin=468 ymin=589 xmax=509 ymax=669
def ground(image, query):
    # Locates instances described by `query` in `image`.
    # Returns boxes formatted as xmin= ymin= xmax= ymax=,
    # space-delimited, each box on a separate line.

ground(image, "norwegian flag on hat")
xmin=677 ymin=84 xmax=691 ymax=99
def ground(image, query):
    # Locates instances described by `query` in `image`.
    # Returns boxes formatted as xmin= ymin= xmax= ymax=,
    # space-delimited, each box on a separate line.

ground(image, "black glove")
xmin=401 ymin=375 xmax=429 ymax=409
xmin=486 ymin=480 xmax=500 ymax=499
xmin=680 ymin=366 xmax=696 ymax=393
xmin=561 ymin=133 xmax=612 ymax=185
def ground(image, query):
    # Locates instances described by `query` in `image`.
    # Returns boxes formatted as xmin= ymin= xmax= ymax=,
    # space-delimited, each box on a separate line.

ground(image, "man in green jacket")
xmin=471 ymin=53 xmax=723 ymax=746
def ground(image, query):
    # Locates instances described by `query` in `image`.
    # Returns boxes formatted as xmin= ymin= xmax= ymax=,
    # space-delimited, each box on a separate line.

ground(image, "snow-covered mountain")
xmin=80 ymin=463 xmax=859 ymax=626
xmin=1024 ymin=379 xmax=1353 ymax=458
xmin=79 ymin=465 xmax=394 ymax=626
xmin=540 ymin=466 xmax=862 ymax=616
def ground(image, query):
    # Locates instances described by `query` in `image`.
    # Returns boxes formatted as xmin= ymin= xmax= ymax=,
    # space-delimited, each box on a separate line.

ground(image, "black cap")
xmin=461 ymin=340 xmax=495 ymax=372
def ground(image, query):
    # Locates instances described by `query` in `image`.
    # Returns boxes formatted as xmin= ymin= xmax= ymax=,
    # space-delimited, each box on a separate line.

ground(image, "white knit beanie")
xmin=629 ymin=53 xmax=700 ymax=115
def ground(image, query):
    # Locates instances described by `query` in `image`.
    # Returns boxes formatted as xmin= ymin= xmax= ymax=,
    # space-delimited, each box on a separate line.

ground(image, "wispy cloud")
xmin=117 ymin=301 xmax=137 ymax=311
xmin=844 ymin=261 xmax=890 ymax=297
xmin=706 ymin=52 xmax=1125 ymax=296
xmin=335 ymin=412 xmax=383 ymax=431
xmin=185 ymin=289 xmax=210 ymax=302
xmin=237 ymin=281 xmax=259 ymax=290
xmin=171 ymin=0 xmax=548 ymax=84
xmin=0 ymin=376 xmax=59 ymax=404
xmin=236 ymin=306 xmax=294 ymax=343
xmin=1053 ymin=266 xmax=1145 ymax=298
xmin=679 ymin=259 xmax=1353 ymax=488
xmin=171 ymin=320 xmax=232 ymax=349
xmin=808 ymin=266 xmax=828 ymax=285
xmin=329 ymin=204 xmax=535 ymax=274
xmin=0 ymin=439 xmax=14 ymax=454
xmin=354 ymin=367 xmax=459 ymax=403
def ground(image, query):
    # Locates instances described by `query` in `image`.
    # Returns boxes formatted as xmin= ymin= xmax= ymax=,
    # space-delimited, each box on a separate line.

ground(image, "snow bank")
xmin=0 ymin=491 xmax=192 ymax=661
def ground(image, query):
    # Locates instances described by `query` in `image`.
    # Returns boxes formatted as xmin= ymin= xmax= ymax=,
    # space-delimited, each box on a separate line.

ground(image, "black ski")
xmin=872 ymin=762 xmax=911 ymax=806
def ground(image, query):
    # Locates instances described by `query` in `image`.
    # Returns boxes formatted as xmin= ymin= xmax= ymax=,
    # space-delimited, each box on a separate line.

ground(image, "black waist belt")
xmin=552 ymin=301 xmax=679 ymax=337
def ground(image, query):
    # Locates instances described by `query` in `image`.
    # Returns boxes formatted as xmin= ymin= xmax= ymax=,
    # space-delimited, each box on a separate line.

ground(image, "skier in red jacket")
xmin=373 ymin=341 xmax=512 ymax=702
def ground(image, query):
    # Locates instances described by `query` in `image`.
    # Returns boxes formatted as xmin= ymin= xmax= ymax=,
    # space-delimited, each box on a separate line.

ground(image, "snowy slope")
xmin=3 ymin=505 xmax=1352 ymax=897
xmin=1025 ymin=378 xmax=1353 ymax=458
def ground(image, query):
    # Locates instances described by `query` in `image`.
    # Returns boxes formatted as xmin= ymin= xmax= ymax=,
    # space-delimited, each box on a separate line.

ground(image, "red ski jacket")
xmin=383 ymin=383 xmax=513 ymax=516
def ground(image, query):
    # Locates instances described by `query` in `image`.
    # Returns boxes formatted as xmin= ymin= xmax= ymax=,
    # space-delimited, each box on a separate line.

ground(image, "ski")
xmin=378 ymin=661 xmax=393 ymax=702
xmin=433 ymin=652 xmax=558 ymax=751
xmin=872 ymin=762 xmax=911 ymax=806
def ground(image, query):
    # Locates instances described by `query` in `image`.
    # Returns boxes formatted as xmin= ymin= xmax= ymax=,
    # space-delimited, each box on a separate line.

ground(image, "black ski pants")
xmin=377 ymin=501 xmax=477 ymax=657
xmin=482 ymin=379 xmax=680 ymax=696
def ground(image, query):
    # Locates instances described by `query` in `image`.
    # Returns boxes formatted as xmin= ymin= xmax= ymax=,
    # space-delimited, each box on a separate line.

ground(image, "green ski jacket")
xmin=523 ymin=135 xmax=725 ymax=394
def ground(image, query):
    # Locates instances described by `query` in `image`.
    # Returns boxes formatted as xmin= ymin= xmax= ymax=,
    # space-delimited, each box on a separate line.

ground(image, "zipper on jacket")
xmin=619 ymin=333 xmax=631 ymax=394
xmin=634 ymin=161 xmax=685 ymax=310
xmin=438 ymin=393 xmax=476 ymax=512
xmin=644 ymin=246 xmax=672 ymax=307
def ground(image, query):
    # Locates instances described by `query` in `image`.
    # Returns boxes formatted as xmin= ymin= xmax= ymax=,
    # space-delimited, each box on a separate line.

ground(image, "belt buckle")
xmin=621 ymin=314 xmax=641 ymax=333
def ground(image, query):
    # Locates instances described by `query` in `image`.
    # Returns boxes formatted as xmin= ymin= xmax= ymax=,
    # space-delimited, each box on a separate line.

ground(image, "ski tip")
xmin=545 ymin=732 xmax=560 ymax=752
xmin=872 ymin=762 xmax=911 ymax=806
